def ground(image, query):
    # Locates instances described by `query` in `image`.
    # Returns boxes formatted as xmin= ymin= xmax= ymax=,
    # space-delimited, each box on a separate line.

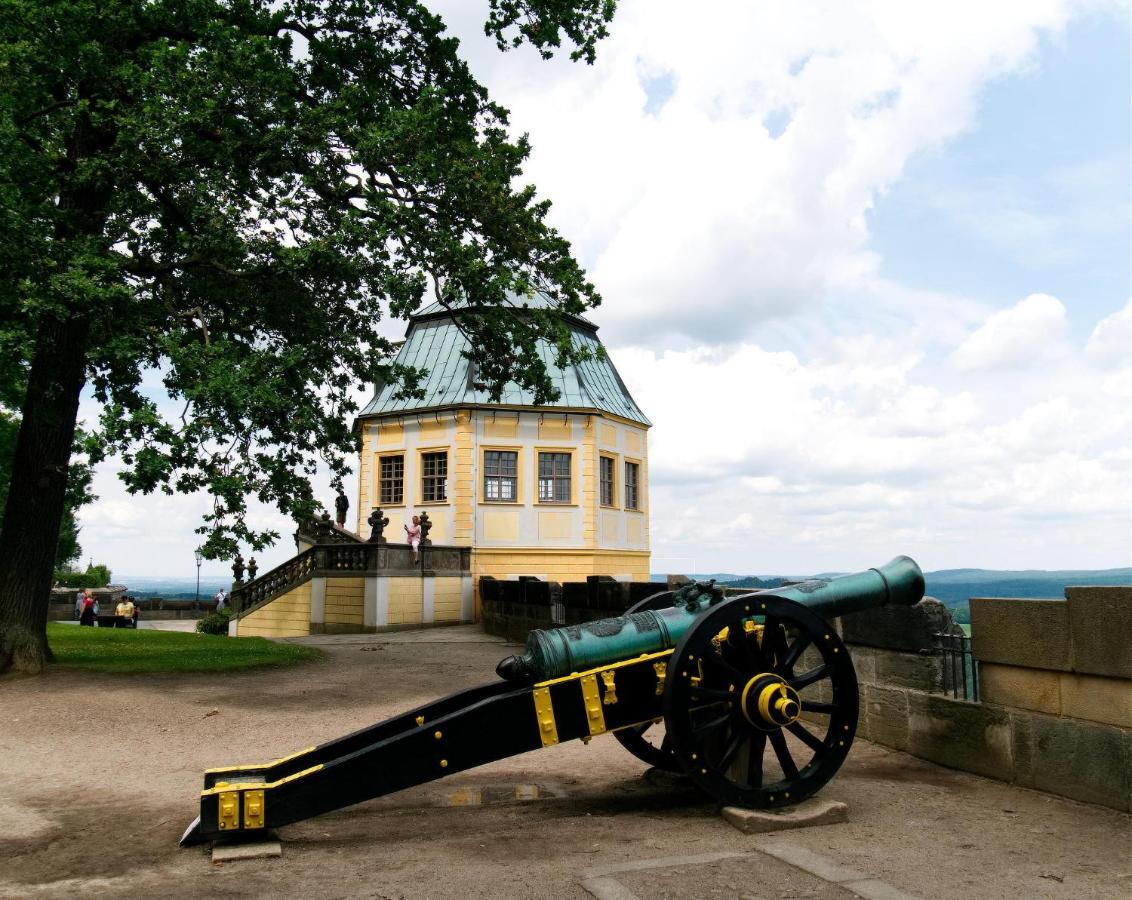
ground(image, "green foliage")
xmin=46 ymin=622 xmax=320 ymax=673
xmin=0 ymin=0 xmax=616 ymax=563
xmin=196 ymin=608 xmax=231 ymax=635
xmin=486 ymin=0 xmax=617 ymax=62
xmin=54 ymin=508 xmax=84 ymax=571
xmin=54 ymin=563 xmax=112 ymax=588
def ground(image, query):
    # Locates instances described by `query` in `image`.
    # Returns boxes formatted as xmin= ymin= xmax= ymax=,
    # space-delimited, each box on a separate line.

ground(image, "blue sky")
xmin=80 ymin=1 xmax=1132 ymax=578
xmin=870 ymin=8 xmax=1129 ymax=337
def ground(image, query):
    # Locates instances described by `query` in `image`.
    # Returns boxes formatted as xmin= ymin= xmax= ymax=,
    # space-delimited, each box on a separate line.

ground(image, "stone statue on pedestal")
xmin=335 ymin=491 xmax=349 ymax=527
xmin=232 ymin=552 xmax=245 ymax=584
xmin=367 ymin=508 xmax=389 ymax=543
xmin=418 ymin=511 xmax=433 ymax=546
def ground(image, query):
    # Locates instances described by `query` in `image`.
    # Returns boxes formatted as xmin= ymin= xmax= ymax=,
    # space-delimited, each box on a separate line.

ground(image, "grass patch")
xmin=47 ymin=623 xmax=322 ymax=674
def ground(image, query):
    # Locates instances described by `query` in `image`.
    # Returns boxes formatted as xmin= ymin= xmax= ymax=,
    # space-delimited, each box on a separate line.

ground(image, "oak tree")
xmin=0 ymin=0 xmax=616 ymax=672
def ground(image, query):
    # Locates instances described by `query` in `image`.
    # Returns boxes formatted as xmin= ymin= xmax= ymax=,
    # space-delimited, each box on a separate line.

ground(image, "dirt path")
xmin=1 ymin=627 xmax=1128 ymax=899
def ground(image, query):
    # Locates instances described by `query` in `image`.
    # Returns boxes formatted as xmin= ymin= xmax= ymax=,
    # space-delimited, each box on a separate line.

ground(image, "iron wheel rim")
xmin=662 ymin=594 xmax=858 ymax=808
xmin=612 ymin=589 xmax=683 ymax=772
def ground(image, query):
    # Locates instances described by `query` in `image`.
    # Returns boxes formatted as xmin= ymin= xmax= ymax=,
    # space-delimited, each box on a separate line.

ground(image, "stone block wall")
xmin=842 ymin=588 xmax=1131 ymax=813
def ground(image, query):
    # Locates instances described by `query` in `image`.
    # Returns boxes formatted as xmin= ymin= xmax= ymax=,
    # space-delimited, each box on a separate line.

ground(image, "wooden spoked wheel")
xmin=662 ymin=594 xmax=858 ymax=808
xmin=612 ymin=590 xmax=683 ymax=772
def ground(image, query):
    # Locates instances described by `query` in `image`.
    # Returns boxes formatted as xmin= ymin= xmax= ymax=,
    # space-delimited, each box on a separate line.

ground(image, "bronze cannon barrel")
xmin=497 ymin=556 xmax=925 ymax=682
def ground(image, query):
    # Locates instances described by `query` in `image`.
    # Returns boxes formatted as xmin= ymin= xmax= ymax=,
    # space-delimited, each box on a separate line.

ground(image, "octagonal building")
xmin=354 ymin=296 xmax=651 ymax=587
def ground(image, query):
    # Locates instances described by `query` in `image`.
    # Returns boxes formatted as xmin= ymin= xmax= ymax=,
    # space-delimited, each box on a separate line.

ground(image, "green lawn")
xmin=47 ymin=623 xmax=322 ymax=674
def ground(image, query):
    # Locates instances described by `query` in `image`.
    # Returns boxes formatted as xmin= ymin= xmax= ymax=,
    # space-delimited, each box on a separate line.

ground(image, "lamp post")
xmin=194 ymin=547 xmax=202 ymax=612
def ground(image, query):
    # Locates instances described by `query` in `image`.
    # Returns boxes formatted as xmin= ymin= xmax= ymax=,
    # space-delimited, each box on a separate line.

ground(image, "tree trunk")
xmin=0 ymin=314 xmax=90 ymax=674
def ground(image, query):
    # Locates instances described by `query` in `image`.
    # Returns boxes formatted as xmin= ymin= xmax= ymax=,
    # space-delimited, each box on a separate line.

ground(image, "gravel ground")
xmin=1 ymin=626 xmax=1128 ymax=900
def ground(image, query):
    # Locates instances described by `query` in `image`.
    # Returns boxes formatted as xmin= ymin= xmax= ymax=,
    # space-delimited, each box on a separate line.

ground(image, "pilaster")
xmin=309 ymin=576 xmax=326 ymax=631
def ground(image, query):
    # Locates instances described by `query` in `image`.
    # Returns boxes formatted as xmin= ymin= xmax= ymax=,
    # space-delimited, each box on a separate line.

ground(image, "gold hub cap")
xmin=741 ymin=674 xmax=802 ymax=728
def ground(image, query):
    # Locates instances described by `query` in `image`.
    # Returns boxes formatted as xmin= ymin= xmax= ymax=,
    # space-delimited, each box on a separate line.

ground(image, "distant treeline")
xmin=720 ymin=576 xmax=788 ymax=590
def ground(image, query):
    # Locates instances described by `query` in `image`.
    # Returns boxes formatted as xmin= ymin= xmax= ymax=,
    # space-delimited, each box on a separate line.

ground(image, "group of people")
xmin=75 ymin=589 xmax=139 ymax=628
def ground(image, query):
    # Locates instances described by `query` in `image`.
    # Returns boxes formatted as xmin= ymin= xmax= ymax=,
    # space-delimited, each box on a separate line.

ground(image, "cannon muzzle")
xmin=758 ymin=554 xmax=925 ymax=620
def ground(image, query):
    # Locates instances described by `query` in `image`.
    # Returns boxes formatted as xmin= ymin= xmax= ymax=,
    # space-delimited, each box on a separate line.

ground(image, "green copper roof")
xmin=359 ymin=300 xmax=649 ymax=426
xmin=412 ymin=293 xmax=598 ymax=328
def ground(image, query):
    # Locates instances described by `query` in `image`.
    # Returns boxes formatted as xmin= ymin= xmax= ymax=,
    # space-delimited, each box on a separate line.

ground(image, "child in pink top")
xmin=404 ymin=515 xmax=421 ymax=562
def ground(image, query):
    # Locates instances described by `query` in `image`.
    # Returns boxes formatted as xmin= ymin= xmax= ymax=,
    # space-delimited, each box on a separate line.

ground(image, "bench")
xmin=95 ymin=615 xmax=138 ymax=629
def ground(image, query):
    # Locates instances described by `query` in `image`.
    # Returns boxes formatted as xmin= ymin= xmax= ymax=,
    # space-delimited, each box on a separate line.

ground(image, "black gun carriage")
xmin=181 ymin=556 xmax=925 ymax=845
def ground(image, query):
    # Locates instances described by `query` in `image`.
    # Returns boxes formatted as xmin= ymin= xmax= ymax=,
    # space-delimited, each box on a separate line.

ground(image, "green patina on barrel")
xmin=498 ymin=556 xmax=925 ymax=682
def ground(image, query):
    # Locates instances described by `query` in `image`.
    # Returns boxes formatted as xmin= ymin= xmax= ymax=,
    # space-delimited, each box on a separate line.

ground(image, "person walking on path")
xmin=214 ymin=588 xmax=227 ymax=612
xmin=74 ymin=591 xmax=84 ymax=621
xmin=404 ymin=515 xmax=422 ymax=563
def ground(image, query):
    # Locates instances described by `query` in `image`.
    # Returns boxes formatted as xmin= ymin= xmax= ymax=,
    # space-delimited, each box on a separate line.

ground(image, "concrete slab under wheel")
xmin=721 ymin=798 xmax=849 ymax=834
xmin=211 ymin=841 xmax=282 ymax=863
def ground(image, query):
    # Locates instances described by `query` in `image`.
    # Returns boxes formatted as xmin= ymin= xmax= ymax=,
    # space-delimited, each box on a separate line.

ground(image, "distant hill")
xmin=917 ymin=568 xmax=1131 ymax=619
xmin=117 ymin=575 xmax=234 ymax=599
xmin=650 ymin=567 xmax=1131 ymax=625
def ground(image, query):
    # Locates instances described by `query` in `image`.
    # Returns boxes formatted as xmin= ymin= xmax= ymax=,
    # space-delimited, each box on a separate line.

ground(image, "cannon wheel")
xmin=612 ymin=590 xmax=683 ymax=772
xmin=662 ymin=594 xmax=858 ymax=809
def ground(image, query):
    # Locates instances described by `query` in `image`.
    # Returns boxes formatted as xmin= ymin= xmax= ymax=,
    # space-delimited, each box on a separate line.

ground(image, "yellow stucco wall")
xmin=484 ymin=416 xmax=519 ymax=439
xmin=357 ymin=429 xmax=373 ymax=534
xmin=582 ymin=417 xmax=597 ymax=547
xmin=454 ymin=411 xmax=474 ymax=544
xmin=388 ymin=576 xmax=423 ymax=626
xmin=472 ymin=548 xmax=650 ymax=583
xmin=433 ymin=577 xmax=465 ymax=623
xmin=325 ymin=577 xmax=364 ymax=628
xmin=238 ymin=581 xmax=311 ymax=638
xmin=351 ymin=409 xmax=651 ymax=623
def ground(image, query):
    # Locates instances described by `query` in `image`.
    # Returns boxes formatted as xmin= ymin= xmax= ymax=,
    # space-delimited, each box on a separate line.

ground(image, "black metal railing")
xmin=933 ymin=631 xmax=980 ymax=701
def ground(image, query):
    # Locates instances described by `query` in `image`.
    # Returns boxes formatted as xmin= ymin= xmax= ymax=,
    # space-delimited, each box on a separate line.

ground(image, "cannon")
xmin=180 ymin=556 xmax=924 ymax=846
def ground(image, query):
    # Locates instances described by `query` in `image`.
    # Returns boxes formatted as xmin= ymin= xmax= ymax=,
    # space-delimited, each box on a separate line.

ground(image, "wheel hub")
xmin=741 ymin=674 xmax=801 ymax=729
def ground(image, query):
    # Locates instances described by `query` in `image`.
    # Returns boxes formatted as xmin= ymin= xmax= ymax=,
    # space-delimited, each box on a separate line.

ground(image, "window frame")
xmin=599 ymin=454 xmax=618 ymax=508
xmin=418 ymin=448 xmax=449 ymax=504
xmin=376 ymin=452 xmax=406 ymax=507
xmin=481 ymin=447 xmax=521 ymax=504
xmin=536 ymin=449 xmax=574 ymax=505
xmin=624 ymin=458 xmax=642 ymax=511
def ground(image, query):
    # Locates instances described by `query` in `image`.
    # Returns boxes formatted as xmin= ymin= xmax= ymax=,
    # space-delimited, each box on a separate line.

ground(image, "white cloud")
xmin=435 ymin=0 xmax=1086 ymax=344
xmin=1086 ymin=301 xmax=1132 ymax=366
xmin=951 ymin=293 xmax=1069 ymax=371
xmin=611 ymin=319 xmax=1131 ymax=572
xmin=70 ymin=1 xmax=1129 ymax=577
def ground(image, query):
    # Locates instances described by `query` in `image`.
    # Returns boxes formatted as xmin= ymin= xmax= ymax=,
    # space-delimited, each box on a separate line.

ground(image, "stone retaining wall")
xmin=840 ymin=588 xmax=1131 ymax=813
